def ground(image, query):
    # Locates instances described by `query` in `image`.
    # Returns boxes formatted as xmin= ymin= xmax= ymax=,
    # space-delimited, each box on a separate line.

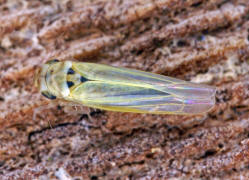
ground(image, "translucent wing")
xmin=70 ymin=62 xmax=216 ymax=114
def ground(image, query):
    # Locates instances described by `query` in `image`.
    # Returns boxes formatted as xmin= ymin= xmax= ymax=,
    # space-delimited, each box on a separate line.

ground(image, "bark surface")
xmin=0 ymin=0 xmax=249 ymax=179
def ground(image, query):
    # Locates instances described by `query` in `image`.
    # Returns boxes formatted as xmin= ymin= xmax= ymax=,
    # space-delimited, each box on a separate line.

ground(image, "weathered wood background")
xmin=0 ymin=0 xmax=249 ymax=179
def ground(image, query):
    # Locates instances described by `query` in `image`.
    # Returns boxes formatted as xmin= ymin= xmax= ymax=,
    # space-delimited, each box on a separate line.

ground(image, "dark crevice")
xmin=90 ymin=175 xmax=98 ymax=180
xmin=247 ymin=31 xmax=249 ymax=41
xmin=28 ymin=110 xmax=102 ymax=142
xmin=218 ymin=143 xmax=224 ymax=148
xmin=177 ymin=40 xmax=188 ymax=47
xmin=191 ymin=1 xmax=202 ymax=7
xmin=232 ymin=105 xmax=249 ymax=115
xmin=232 ymin=168 xmax=237 ymax=172
xmin=118 ymin=160 xmax=145 ymax=168
xmin=153 ymin=38 xmax=164 ymax=47
xmin=200 ymin=149 xmax=217 ymax=159
xmin=217 ymin=0 xmax=230 ymax=9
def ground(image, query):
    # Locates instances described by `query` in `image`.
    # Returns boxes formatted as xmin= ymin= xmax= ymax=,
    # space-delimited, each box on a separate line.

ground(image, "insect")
xmin=34 ymin=59 xmax=216 ymax=115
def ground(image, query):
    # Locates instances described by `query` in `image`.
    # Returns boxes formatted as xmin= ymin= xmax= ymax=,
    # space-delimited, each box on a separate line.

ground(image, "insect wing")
xmin=71 ymin=62 xmax=216 ymax=114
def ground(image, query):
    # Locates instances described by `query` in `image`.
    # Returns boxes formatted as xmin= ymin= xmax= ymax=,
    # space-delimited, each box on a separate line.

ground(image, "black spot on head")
xmin=41 ymin=91 xmax=56 ymax=100
xmin=67 ymin=68 xmax=75 ymax=74
xmin=0 ymin=96 xmax=4 ymax=101
xmin=67 ymin=81 xmax=74 ymax=88
xmin=80 ymin=76 xmax=88 ymax=83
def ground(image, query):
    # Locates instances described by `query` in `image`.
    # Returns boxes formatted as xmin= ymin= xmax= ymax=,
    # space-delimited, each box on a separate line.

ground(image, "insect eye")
xmin=46 ymin=59 xmax=60 ymax=65
xmin=41 ymin=91 xmax=57 ymax=100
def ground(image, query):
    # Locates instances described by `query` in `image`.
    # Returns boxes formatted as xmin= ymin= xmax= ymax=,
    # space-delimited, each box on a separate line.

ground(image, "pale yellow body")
xmin=35 ymin=60 xmax=216 ymax=114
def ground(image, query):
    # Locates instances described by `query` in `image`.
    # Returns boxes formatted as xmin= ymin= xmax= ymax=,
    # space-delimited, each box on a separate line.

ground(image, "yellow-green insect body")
xmin=35 ymin=60 xmax=216 ymax=114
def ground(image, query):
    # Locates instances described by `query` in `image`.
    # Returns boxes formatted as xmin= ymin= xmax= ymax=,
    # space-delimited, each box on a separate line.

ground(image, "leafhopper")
xmin=35 ymin=60 xmax=216 ymax=115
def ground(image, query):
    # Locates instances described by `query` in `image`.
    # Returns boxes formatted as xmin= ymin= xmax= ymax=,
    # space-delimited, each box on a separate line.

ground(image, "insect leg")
xmin=33 ymin=103 xmax=56 ymax=128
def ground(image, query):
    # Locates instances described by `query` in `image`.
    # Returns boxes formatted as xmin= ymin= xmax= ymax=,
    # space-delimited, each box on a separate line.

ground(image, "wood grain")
xmin=0 ymin=0 xmax=249 ymax=179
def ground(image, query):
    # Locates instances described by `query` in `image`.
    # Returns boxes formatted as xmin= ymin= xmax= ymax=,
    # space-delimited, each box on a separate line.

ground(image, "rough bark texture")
xmin=0 ymin=0 xmax=249 ymax=179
